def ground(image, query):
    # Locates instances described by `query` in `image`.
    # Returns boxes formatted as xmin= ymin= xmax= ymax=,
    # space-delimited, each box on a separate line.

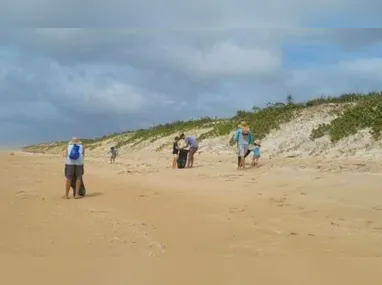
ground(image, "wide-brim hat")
xmin=238 ymin=121 xmax=248 ymax=128
xmin=69 ymin=137 xmax=82 ymax=144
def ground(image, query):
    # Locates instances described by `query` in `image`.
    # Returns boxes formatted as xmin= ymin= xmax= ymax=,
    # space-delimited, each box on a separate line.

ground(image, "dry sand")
xmin=1 ymin=150 xmax=382 ymax=284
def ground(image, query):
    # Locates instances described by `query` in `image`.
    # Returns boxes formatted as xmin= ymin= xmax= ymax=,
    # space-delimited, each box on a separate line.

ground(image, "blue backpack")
xmin=69 ymin=144 xmax=81 ymax=160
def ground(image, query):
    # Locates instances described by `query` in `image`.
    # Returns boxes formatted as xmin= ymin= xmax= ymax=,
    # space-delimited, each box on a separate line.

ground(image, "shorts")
xmin=189 ymin=146 xmax=198 ymax=154
xmin=253 ymin=155 xmax=260 ymax=159
xmin=65 ymin=164 xmax=84 ymax=180
xmin=238 ymin=145 xmax=249 ymax=157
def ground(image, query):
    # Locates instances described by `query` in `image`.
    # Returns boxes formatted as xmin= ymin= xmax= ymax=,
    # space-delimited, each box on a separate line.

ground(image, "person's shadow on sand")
xmin=85 ymin=192 xmax=104 ymax=198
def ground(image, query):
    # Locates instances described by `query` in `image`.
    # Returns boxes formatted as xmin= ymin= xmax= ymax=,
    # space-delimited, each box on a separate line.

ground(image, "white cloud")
xmin=53 ymin=71 xmax=150 ymax=115
xmin=169 ymin=42 xmax=281 ymax=79
xmin=285 ymin=57 xmax=382 ymax=98
xmin=2 ymin=28 xmax=382 ymax=144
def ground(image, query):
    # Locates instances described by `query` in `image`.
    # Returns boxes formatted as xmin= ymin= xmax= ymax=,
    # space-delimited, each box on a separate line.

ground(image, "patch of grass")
xmin=196 ymin=102 xmax=303 ymax=145
xmin=114 ymin=117 xmax=216 ymax=149
xmin=310 ymin=123 xmax=331 ymax=140
xmin=23 ymin=91 xmax=382 ymax=153
xmin=310 ymin=92 xmax=382 ymax=142
xmin=239 ymin=103 xmax=303 ymax=141
xmin=304 ymin=92 xmax=370 ymax=106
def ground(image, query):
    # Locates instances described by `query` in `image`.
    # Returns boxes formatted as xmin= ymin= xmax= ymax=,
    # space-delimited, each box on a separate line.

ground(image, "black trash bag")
xmin=71 ymin=175 xmax=86 ymax=197
xmin=177 ymin=149 xmax=188 ymax=169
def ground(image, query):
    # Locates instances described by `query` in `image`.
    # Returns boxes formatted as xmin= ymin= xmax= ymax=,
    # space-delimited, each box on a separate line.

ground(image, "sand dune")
xmin=1 ymin=150 xmax=382 ymax=284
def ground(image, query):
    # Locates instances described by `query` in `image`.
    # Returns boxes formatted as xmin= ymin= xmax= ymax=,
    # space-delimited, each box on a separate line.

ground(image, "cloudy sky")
xmin=1 ymin=1 xmax=382 ymax=146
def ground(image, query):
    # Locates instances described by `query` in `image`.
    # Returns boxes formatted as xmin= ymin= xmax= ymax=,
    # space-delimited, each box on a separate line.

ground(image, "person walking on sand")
xmin=234 ymin=121 xmax=253 ymax=170
xmin=180 ymin=133 xmax=198 ymax=168
xmin=172 ymin=136 xmax=180 ymax=168
xmin=252 ymin=139 xmax=261 ymax=166
xmin=109 ymin=146 xmax=118 ymax=164
xmin=63 ymin=137 xmax=85 ymax=199
xmin=235 ymin=120 xmax=253 ymax=167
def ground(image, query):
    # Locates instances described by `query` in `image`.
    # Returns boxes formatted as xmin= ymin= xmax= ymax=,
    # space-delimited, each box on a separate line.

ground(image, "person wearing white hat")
xmin=63 ymin=137 xmax=85 ymax=199
xmin=233 ymin=121 xmax=253 ymax=170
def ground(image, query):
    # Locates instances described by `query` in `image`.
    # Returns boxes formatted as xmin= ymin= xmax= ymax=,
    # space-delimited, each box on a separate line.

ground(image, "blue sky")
xmin=1 ymin=1 xmax=382 ymax=146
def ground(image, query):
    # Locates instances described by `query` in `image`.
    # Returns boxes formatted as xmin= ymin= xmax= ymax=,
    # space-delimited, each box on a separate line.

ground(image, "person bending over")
xmin=180 ymin=133 xmax=198 ymax=168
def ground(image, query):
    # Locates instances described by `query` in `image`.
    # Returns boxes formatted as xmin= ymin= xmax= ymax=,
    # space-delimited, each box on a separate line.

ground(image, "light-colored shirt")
xmin=234 ymin=128 xmax=253 ymax=146
xmin=253 ymin=146 xmax=261 ymax=157
xmin=65 ymin=143 xmax=84 ymax=165
xmin=185 ymin=136 xmax=198 ymax=148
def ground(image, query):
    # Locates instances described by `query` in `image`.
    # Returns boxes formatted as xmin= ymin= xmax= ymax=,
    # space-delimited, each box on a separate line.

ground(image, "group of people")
xmin=171 ymin=122 xmax=261 ymax=170
xmin=62 ymin=124 xmax=260 ymax=198
xmin=172 ymin=133 xmax=199 ymax=169
xmin=234 ymin=121 xmax=261 ymax=170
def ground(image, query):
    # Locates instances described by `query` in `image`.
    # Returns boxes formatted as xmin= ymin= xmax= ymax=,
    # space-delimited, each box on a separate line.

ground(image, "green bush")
xmin=310 ymin=123 xmax=331 ymax=140
xmin=310 ymin=92 xmax=382 ymax=142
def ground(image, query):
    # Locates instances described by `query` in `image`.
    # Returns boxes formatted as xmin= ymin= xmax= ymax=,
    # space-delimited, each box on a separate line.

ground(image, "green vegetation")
xmin=310 ymin=91 xmax=382 ymax=142
xmin=22 ymin=91 xmax=382 ymax=153
xmin=114 ymin=117 xmax=218 ymax=149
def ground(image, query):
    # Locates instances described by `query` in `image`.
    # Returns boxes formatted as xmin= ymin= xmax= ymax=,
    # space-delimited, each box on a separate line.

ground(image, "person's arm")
xmin=233 ymin=129 xmax=240 ymax=142
xmin=82 ymin=146 xmax=85 ymax=157
xmin=249 ymin=133 xmax=254 ymax=144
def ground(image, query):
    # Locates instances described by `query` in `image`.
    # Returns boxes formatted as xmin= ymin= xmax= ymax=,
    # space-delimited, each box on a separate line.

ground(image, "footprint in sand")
xmin=15 ymin=190 xmax=39 ymax=200
xmin=222 ymin=173 xmax=241 ymax=182
xmin=269 ymin=197 xmax=288 ymax=207
xmin=228 ymin=206 xmax=247 ymax=214
xmin=198 ymin=174 xmax=209 ymax=179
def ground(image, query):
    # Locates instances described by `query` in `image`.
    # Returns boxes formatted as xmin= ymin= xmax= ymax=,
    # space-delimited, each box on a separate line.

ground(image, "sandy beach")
xmin=1 ymin=150 xmax=382 ymax=284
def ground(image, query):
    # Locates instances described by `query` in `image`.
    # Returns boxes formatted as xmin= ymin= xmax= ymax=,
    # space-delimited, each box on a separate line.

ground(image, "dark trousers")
xmin=238 ymin=149 xmax=251 ymax=166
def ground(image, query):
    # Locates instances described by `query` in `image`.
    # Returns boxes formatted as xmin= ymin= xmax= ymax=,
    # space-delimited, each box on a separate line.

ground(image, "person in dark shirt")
xmin=109 ymin=146 xmax=118 ymax=164
xmin=172 ymin=136 xmax=180 ymax=168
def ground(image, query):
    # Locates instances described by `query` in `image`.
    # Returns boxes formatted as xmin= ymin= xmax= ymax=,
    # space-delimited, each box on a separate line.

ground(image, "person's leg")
xmin=173 ymin=154 xmax=177 ymax=168
xmin=65 ymin=179 xmax=71 ymax=198
xmin=189 ymin=147 xmax=197 ymax=168
xmin=187 ymin=151 xmax=193 ymax=168
xmin=241 ymin=146 xmax=249 ymax=168
xmin=237 ymin=145 xmax=245 ymax=169
xmin=64 ymin=165 xmax=74 ymax=199
xmin=237 ymin=146 xmax=241 ymax=169
xmin=244 ymin=149 xmax=251 ymax=158
xmin=240 ymin=156 xmax=245 ymax=168
xmin=74 ymin=165 xmax=84 ymax=199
